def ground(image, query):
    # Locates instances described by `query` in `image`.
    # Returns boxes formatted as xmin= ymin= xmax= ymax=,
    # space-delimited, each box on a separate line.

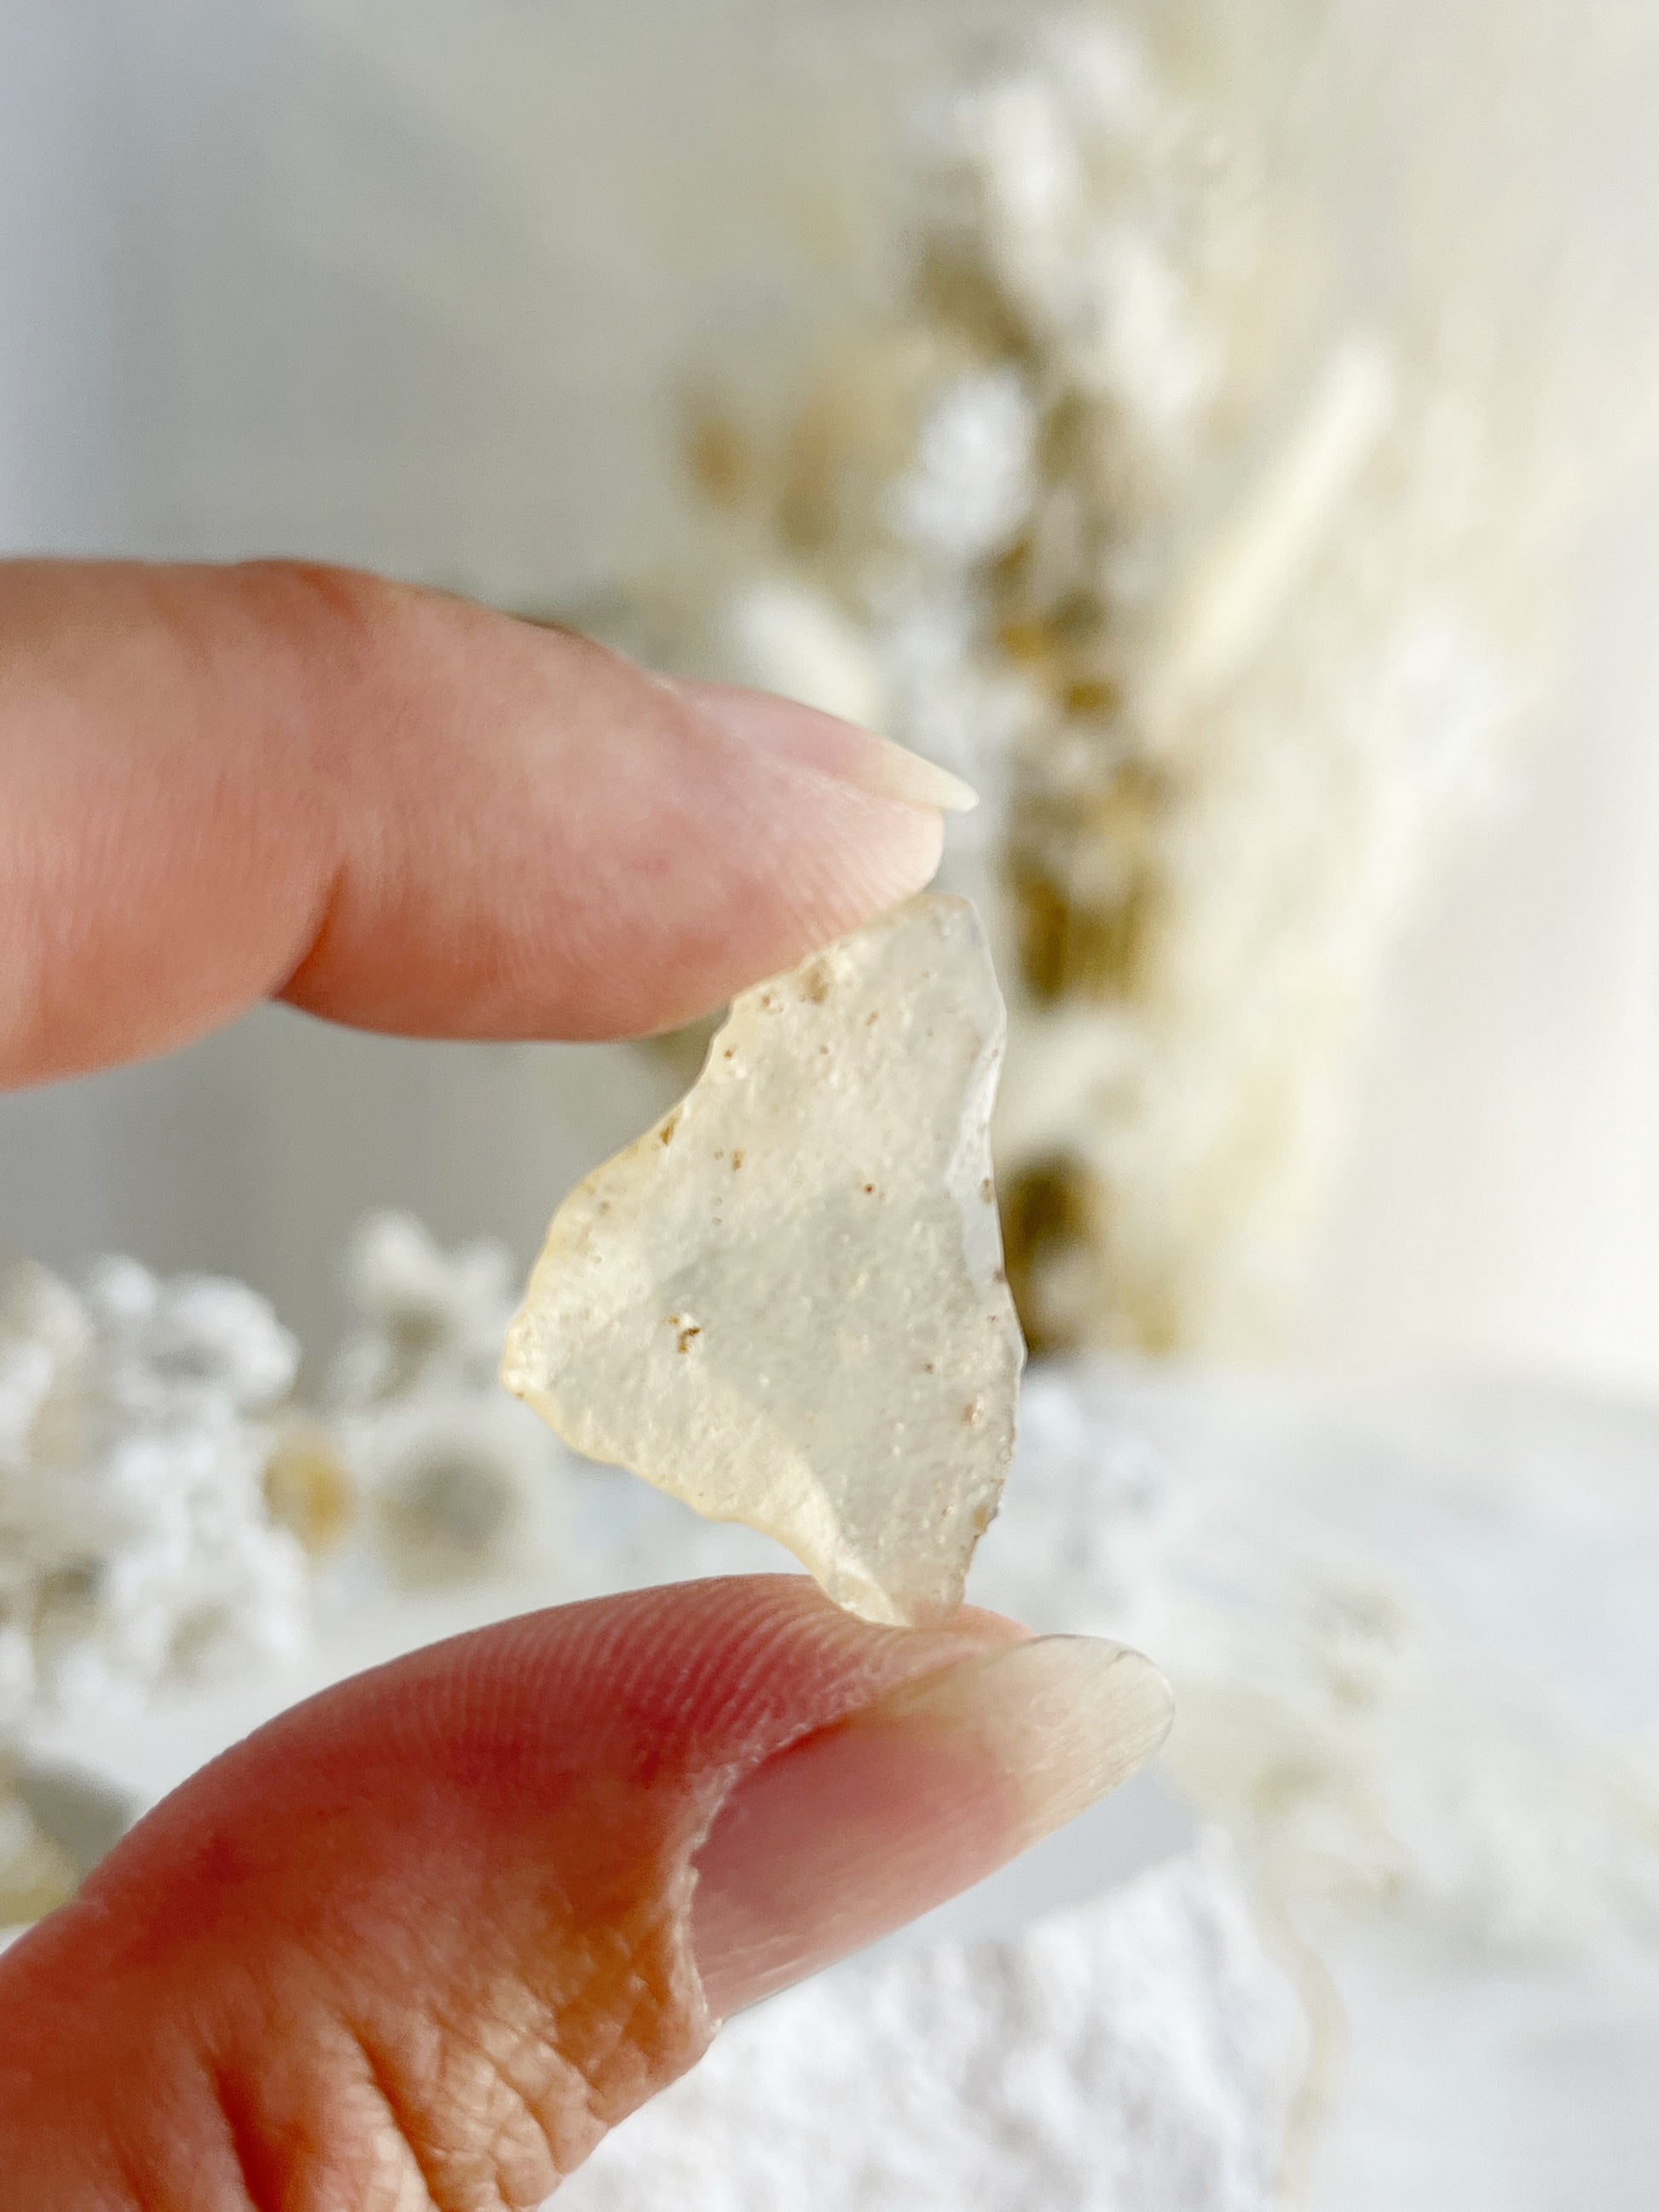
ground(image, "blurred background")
xmin=3 ymin=0 xmax=1657 ymax=1394
xmin=3 ymin=3 xmax=1659 ymax=2206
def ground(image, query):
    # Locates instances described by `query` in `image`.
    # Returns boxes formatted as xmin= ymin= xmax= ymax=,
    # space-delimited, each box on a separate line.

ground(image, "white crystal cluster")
xmin=0 ymin=1219 xmax=581 ymax=1922
xmin=0 ymin=1250 xmax=308 ymax=1724
xmin=331 ymin=1212 xmax=570 ymax=1591
xmin=0 ymin=1216 xmax=576 ymax=1741
xmin=639 ymin=14 xmax=1611 ymax=1357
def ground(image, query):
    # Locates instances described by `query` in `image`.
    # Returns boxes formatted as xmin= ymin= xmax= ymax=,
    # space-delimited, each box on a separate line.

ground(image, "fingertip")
xmin=0 ymin=1582 xmax=1162 ymax=2205
xmin=689 ymin=1631 xmax=1170 ymax=2017
xmin=668 ymin=679 xmax=977 ymax=816
xmin=0 ymin=559 xmax=956 ymax=1083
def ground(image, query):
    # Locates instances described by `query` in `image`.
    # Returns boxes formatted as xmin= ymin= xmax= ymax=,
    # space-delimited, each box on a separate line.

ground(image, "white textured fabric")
xmin=560 ymin=1842 xmax=1300 ymax=2212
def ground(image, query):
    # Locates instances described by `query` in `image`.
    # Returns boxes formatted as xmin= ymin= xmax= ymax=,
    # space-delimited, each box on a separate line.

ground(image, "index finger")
xmin=0 ymin=559 xmax=966 ymax=1090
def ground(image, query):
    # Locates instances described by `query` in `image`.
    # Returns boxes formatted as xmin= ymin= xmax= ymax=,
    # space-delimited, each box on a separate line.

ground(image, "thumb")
xmin=0 ymin=1577 xmax=1170 ymax=2209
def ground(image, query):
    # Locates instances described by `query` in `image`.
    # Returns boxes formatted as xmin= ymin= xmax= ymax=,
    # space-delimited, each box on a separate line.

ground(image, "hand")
xmin=0 ymin=560 xmax=1171 ymax=2208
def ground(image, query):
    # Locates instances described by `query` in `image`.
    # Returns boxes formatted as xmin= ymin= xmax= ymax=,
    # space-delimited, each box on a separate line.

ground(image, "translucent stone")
xmin=502 ymin=894 xmax=1026 ymax=1626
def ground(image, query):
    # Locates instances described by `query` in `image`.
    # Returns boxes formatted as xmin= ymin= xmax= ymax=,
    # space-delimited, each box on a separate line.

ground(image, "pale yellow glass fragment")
xmin=502 ymin=894 xmax=1026 ymax=1626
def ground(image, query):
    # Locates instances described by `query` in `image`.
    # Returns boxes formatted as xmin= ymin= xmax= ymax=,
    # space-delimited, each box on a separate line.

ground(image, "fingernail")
xmin=668 ymin=676 xmax=980 ymax=814
xmin=690 ymin=1637 xmax=1171 ymax=2018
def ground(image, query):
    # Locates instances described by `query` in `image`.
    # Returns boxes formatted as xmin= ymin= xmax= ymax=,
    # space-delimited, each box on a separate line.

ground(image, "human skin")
xmin=0 ymin=561 xmax=1170 ymax=2209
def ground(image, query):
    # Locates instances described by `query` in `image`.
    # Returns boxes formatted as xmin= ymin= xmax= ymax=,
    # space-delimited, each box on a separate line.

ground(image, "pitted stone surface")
xmin=502 ymin=896 xmax=1024 ymax=1625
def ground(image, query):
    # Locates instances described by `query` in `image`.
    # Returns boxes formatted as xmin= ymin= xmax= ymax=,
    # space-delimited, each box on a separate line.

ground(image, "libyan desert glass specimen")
xmin=501 ymin=894 xmax=1026 ymax=1626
